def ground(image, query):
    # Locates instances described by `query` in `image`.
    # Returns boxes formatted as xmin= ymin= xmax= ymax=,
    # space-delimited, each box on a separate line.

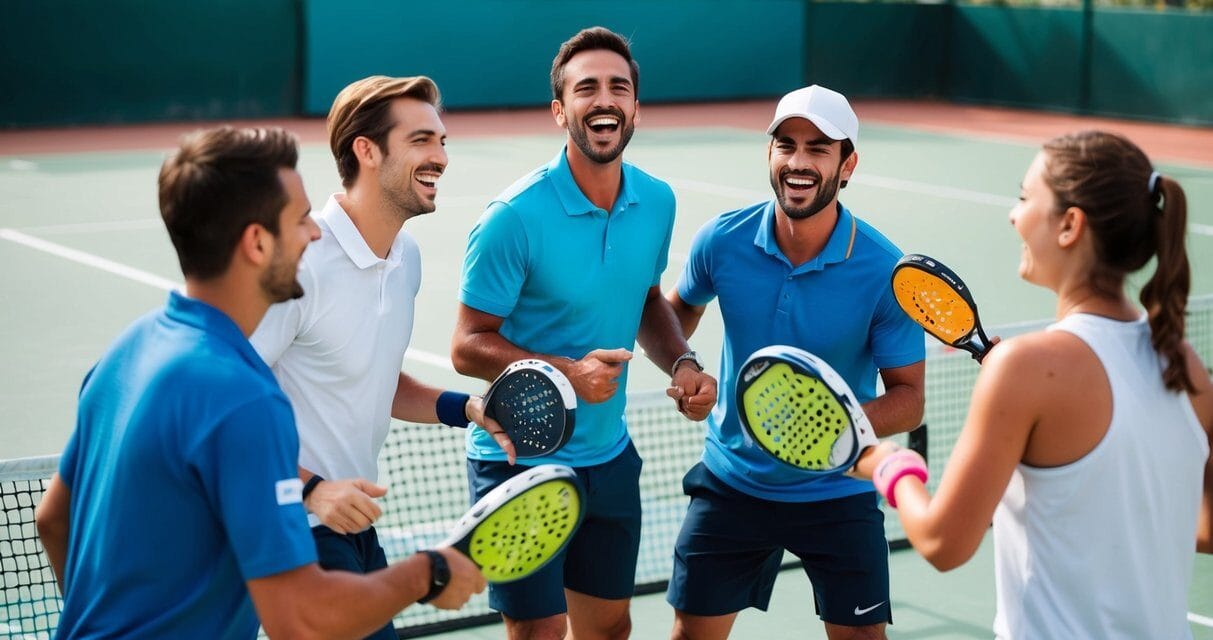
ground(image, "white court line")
xmin=19 ymin=218 xmax=163 ymax=235
xmin=1190 ymin=612 xmax=1213 ymax=628
xmin=1190 ymin=222 xmax=1213 ymax=237
xmin=1 ymin=227 xmax=181 ymax=292
xmin=0 ymin=227 xmax=457 ymax=371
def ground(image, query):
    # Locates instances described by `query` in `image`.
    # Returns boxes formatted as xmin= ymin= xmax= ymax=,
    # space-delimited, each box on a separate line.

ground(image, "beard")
xmin=260 ymin=249 xmax=304 ymax=303
xmin=567 ymin=107 xmax=635 ymax=164
xmin=381 ymin=160 xmax=443 ymax=221
xmin=769 ymin=167 xmax=843 ymax=220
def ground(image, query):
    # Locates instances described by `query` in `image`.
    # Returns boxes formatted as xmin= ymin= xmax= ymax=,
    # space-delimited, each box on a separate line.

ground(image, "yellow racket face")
xmin=892 ymin=268 xmax=976 ymax=344
xmin=466 ymin=478 xmax=582 ymax=583
xmin=741 ymin=362 xmax=852 ymax=470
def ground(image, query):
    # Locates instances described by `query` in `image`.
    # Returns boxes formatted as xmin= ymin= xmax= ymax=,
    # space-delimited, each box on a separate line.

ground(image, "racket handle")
xmin=873 ymin=449 xmax=928 ymax=509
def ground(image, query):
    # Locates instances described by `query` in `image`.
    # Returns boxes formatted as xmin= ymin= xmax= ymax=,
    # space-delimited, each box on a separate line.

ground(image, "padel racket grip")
xmin=873 ymin=449 xmax=928 ymax=509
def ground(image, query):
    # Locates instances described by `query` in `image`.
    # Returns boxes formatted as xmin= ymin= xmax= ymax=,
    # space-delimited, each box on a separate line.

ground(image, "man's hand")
xmin=305 ymin=478 xmax=387 ymax=534
xmin=667 ymin=366 xmax=718 ymax=421
xmin=464 ymin=395 xmax=517 ymax=465
xmin=564 ymin=348 xmax=632 ymax=403
xmin=427 ymin=547 xmax=488 ymax=610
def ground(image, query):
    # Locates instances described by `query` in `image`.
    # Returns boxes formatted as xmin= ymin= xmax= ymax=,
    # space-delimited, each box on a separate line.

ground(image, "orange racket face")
xmin=891 ymin=267 xmax=977 ymax=345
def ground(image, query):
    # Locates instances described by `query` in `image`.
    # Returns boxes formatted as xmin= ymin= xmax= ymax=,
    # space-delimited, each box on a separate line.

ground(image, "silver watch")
xmin=671 ymin=351 xmax=704 ymax=377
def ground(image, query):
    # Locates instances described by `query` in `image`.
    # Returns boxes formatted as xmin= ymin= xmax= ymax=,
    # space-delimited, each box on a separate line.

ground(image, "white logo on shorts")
xmin=853 ymin=601 xmax=885 ymax=616
xmin=276 ymin=478 xmax=304 ymax=505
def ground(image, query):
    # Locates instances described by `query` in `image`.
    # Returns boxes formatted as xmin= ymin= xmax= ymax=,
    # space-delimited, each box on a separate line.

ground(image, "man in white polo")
xmin=251 ymin=76 xmax=513 ymax=640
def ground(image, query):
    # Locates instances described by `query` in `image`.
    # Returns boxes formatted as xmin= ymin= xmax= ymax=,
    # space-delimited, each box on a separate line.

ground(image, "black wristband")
xmin=436 ymin=391 xmax=471 ymax=428
xmin=417 ymin=550 xmax=450 ymax=604
xmin=301 ymin=474 xmax=324 ymax=501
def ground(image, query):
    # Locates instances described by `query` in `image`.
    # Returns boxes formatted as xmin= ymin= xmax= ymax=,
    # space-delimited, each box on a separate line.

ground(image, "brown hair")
xmin=327 ymin=75 xmax=441 ymax=188
xmin=1042 ymin=130 xmax=1192 ymax=392
xmin=550 ymin=27 xmax=640 ymax=100
xmin=158 ymin=126 xmax=299 ymax=279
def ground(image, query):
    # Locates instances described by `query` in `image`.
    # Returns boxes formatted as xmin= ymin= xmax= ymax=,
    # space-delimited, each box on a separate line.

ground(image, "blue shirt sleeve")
xmin=460 ymin=201 xmax=529 ymax=318
xmin=676 ymin=217 xmax=718 ymax=306
xmin=189 ymin=395 xmax=317 ymax=580
xmin=870 ymin=280 xmax=926 ymax=369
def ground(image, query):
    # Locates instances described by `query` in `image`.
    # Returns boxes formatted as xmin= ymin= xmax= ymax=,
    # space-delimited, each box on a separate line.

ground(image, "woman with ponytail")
xmin=856 ymin=131 xmax=1213 ymax=639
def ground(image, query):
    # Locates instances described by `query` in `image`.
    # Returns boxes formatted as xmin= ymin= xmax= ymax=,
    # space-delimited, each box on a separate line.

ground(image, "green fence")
xmin=1 ymin=1 xmax=1210 ymax=127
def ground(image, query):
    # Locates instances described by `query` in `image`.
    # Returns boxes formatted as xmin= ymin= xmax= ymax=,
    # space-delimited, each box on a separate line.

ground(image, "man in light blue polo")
xmin=663 ymin=85 xmax=926 ymax=640
xmin=451 ymin=26 xmax=717 ymax=640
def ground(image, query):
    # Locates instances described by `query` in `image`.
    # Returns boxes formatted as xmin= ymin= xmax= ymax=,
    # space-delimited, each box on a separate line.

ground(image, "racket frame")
xmin=892 ymin=253 xmax=992 ymax=360
xmin=483 ymin=359 xmax=577 ymax=458
xmin=736 ymin=346 xmax=878 ymax=474
xmin=439 ymin=464 xmax=586 ymax=583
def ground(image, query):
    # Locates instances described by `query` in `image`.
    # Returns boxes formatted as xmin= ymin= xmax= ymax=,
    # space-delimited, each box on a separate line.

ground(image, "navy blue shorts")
xmin=666 ymin=463 xmax=891 ymax=626
xmin=466 ymin=441 xmax=643 ymax=620
xmin=313 ymin=525 xmax=396 ymax=640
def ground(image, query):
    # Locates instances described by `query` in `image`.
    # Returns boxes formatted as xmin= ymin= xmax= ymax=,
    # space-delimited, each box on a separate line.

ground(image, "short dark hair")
xmin=328 ymin=75 xmax=441 ymax=188
xmin=158 ymin=126 xmax=299 ymax=279
xmin=550 ymin=27 xmax=640 ymax=100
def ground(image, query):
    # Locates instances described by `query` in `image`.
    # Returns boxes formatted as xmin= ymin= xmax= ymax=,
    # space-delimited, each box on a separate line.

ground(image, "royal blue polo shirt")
xmin=461 ymin=148 xmax=675 ymax=467
xmin=677 ymin=201 xmax=925 ymax=502
xmin=56 ymin=291 xmax=316 ymax=639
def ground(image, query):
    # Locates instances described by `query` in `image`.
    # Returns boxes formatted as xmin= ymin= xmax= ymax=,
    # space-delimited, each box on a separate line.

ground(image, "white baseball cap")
xmin=766 ymin=85 xmax=859 ymax=145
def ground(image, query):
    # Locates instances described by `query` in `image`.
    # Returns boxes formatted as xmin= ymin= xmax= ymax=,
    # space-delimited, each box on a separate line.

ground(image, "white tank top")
xmin=992 ymin=314 xmax=1208 ymax=640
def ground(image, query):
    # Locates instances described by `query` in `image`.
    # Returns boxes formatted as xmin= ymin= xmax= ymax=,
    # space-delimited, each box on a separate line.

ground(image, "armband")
xmin=872 ymin=449 xmax=928 ymax=509
xmin=436 ymin=391 xmax=471 ymax=428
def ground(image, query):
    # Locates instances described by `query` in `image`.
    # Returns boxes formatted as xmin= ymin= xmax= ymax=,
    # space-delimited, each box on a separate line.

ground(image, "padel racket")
xmin=737 ymin=346 xmax=878 ymax=473
xmin=437 ymin=464 xmax=585 ymax=583
xmin=891 ymin=253 xmax=992 ymax=361
xmin=483 ymin=360 xmax=576 ymax=458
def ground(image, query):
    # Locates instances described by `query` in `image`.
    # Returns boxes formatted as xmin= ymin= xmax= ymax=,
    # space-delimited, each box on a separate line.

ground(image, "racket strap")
xmin=436 ymin=391 xmax=471 ymax=428
xmin=873 ymin=449 xmax=928 ymax=509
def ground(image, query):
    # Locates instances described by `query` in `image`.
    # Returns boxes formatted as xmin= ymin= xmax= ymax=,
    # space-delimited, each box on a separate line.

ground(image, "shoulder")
xmin=1180 ymin=341 xmax=1213 ymax=430
xmin=849 ymin=212 xmax=906 ymax=266
xmin=624 ymin=162 xmax=676 ymax=201
xmin=702 ymin=202 xmax=768 ymax=240
xmin=493 ymin=164 xmax=555 ymax=208
xmin=977 ymin=330 xmax=1096 ymax=398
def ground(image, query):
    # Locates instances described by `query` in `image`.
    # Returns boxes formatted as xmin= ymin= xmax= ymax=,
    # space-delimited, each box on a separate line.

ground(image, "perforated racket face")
xmin=486 ymin=368 xmax=573 ymax=458
xmin=463 ymin=477 xmax=582 ymax=583
xmin=892 ymin=266 xmax=977 ymax=345
xmin=739 ymin=360 xmax=856 ymax=471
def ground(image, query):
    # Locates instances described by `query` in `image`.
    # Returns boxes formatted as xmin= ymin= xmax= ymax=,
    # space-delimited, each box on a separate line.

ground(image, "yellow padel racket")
xmin=891 ymin=253 xmax=992 ymax=361
xmin=436 ymin=464 xmax=584 ymax=583
xmin=737 ymin=346 xmax=878 ymax=473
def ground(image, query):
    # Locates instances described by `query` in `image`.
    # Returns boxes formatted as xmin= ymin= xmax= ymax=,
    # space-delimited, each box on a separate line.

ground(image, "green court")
xmin=2 ymin=112 xmax=1212 ymax=638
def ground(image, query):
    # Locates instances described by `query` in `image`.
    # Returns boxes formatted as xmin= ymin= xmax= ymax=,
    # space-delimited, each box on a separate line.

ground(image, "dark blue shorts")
xmin=313 ymin=525 xmax=396 ymax=640
xmin=666 ymin=463 xmax=891 ymax=626
xmin=466 ymin=441 xmax=643 ymax=620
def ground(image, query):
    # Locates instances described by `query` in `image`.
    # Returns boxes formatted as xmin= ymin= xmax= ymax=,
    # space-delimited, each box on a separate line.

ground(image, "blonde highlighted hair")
xmin=327 ymin=75 xmax=441 ymax=187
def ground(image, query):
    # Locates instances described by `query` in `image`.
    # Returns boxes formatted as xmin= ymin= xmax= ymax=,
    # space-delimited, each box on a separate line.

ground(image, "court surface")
xmin=1 ymin=101 xmax=1211 ymax=637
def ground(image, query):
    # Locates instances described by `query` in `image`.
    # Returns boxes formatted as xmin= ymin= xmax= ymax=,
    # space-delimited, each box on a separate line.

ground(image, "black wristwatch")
xmin=417 ymin=550 xmax=450 ymax=604
xmin=670 ymin=351 xmax=704 ymax=377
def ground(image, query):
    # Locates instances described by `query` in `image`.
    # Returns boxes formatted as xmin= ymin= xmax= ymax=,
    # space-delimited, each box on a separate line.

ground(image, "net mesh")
xmin=3 ymin=295 xmax=1211 ymax=638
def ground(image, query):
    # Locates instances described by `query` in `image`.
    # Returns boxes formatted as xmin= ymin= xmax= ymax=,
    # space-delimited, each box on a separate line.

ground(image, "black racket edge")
xmin=482 ymin=369 xmax=575 ymax=458
xmin=893 ymin=254 xmax=993 ymax=362
xmin=736 ymin=354 xmax=858 ymax=473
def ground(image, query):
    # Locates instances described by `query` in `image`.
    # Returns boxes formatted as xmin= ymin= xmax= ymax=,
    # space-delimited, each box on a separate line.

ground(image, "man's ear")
xmin=237 ymin=223 xmax=273 ymax=268
xmin=352 ymin=136 xmax=381 ymax=172
xmin=840 ymin=151 xmax=859 ymax=189
xmin=551 ymin=99 xmax=566 ymax=128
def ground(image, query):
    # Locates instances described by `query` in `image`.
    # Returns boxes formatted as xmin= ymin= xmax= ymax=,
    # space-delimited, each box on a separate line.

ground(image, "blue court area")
xmin=2 ymin=119 xmax=1212 ymax=638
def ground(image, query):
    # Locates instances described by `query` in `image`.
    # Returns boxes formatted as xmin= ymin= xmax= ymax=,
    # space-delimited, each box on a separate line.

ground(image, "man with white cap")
xmin=662 ymin=85 xmax=926 ymax=639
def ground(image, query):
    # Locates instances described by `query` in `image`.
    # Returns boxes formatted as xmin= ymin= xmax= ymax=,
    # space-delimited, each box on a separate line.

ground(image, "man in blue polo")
xmin=663 ymin=85 xmax=926 ymax=640
xmin=451 ymin=27 xmax=717 ymax=639
xmin=34 ymin=126 xmax=485 ymax=640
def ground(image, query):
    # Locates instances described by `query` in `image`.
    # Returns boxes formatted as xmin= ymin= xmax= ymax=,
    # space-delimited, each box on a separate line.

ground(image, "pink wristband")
xmin=873 ymin=449 xmax=928 ymax=509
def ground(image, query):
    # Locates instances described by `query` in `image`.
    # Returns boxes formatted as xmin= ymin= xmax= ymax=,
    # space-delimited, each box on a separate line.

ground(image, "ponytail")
xmin=1139 ymin=175 xmax=1193 ymax=392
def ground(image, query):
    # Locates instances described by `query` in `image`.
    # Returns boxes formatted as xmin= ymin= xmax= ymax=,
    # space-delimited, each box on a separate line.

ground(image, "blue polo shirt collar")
xmin=754 ymin=201 xmax=857 ymax=273
xmin=165 ymin=290 xmax=273 ymax=376
xmin=547 ymin=147 xmax=639 ymax=216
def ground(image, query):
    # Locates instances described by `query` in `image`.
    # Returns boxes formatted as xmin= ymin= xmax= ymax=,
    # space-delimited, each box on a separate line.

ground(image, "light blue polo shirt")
xmin=461 ymin=148 xmax=675 ymax=467
xmin=56 ymin=292 xmax=316 ymax=639
xmin=678 ymin=201 xmax=925 ymax=502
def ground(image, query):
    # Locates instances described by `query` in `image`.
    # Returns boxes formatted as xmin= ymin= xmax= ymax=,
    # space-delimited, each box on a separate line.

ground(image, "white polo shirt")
xmin=251 ymin=194 xmax=420 ymax=484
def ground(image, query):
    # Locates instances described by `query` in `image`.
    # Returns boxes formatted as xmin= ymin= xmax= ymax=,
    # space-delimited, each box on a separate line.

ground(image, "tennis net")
xmin=4 ymin=294 xmax=1212 ymax=638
